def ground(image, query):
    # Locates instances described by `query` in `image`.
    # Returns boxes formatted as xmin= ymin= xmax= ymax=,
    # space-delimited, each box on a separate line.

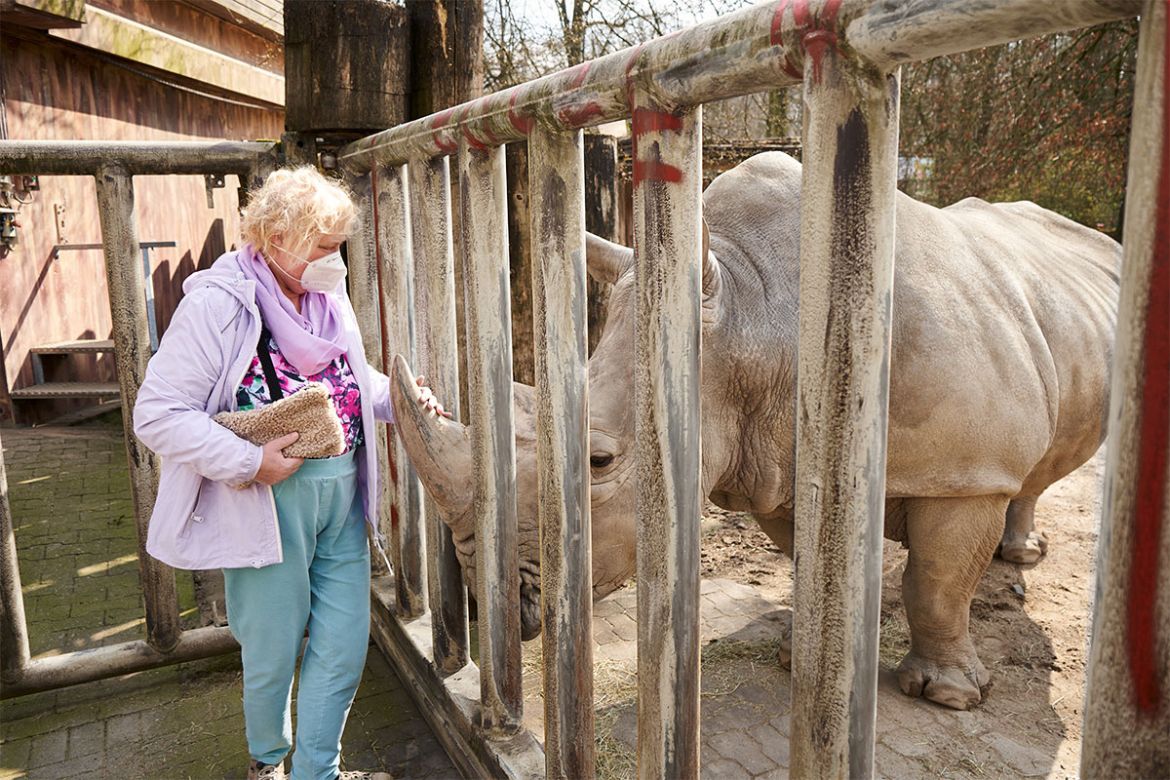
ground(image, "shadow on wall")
xmin=153 ymin=218 xmax=226 ymax=336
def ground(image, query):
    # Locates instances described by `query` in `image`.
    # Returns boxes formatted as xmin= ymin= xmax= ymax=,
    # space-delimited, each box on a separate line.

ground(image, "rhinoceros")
xmin=389 ymin=151 xmax=1120 ymax=710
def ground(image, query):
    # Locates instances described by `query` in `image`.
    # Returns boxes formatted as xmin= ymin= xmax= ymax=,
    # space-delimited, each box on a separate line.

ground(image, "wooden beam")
xmin=49 ymin=5 xmax=283 ymax=106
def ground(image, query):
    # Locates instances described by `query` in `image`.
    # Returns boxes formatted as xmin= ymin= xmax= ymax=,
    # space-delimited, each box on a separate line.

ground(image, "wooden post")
xmin=457 ymin=140 xmax=523 ymax=736
xmin=1082 ymin=0 xmax=1170 ymax=774
xmin=583 ymin=134 xmax=618 ymax=354
xmin=789 ymin=44 xmax=900 ymax=780
xmin=284 ymin=0 xmax=410 ymax=135
xmin=410 ymin=155 xmax=470 ymax=672
xmin=345 ymin=171 xmax=397 ymax=585
xmin=94 ymin=166 xmax=180 ymax=653
xmin=0 ymin=428 xmax=30 ymax=685
xmin=630 ymin=89 xmax=703 ymax=780
xmin=529 ymin=124 xmax=595 ymax=779
xmin=506 ymin=145 xmax=535 ymax=386
xmin=405 ymin=0 xmax=484 ymax=122
xmin=376 ymin=163 xmax=428 ymax=619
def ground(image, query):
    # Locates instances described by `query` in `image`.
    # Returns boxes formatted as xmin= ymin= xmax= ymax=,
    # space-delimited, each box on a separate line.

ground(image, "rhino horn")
xmin=389 ymin=354 xmax=474 ymax=515
xmin=585 ymin=232 xmax=634 ymax=284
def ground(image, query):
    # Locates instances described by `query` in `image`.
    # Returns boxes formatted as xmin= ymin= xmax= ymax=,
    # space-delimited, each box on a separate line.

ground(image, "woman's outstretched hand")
xmin=255 ymin=431 xmax=304 ymax=485
xmin=415 ymin=376 xmax=453 ymax=419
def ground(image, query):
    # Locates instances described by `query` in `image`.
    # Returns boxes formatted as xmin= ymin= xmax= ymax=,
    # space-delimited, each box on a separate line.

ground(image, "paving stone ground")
xmin=523 ymin=580 xmax=1070 ymax=779
xmin=0 ymin=421 xmax=458 ymax=780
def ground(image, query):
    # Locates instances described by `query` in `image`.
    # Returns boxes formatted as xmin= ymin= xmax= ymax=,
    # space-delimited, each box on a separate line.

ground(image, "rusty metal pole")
xmin=528 ymin=124 xmax=596 ymax=779
xmin=457 ymin=140 xmax=523 ymax=736
xmin=409 ymin=155 xmax=470 ymax=672
xmin=94 ymin=165 xmax=180 ymax=653
xmin=375 ymin=163 xmax=427 ymax=618
xmin=0 ymin=429 xmax=30 ymax=685
xmin=345 ymin=171 xmax=396 ymax=584
xmin=1082 ymin=0 xmax=1170 ymax=774
xmin=789 ymin=31 xmax=901 ymax=780
xmin=630 ymin=89 xmax=703 ymax=779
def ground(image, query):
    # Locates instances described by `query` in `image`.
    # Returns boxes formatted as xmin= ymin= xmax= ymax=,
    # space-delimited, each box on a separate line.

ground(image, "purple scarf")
xmin=236 ymin=245 xmax=348 ymax=376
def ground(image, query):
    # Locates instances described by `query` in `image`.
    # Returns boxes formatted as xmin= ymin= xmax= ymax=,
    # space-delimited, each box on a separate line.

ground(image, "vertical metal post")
xmin=1082 ymin=0 xmax=1170 ymax=774
xmin=529 ymin=124 xmax=596 ymax=778
xmin=409 ymin=155 xmax=470 ymax=672
xmin=0 ymin=429 xmax=30 ymax=685
xmin=94 ymin=166 xmax=180 ymax=653
xmin=139 ymin=246 xmax=159 ymax=352
xmin=346 ymin=171 xmax=395 ymax=581
xmin=790 ymin=50 xmax=900 ymax=780
xmin=458 ymin=140 xmax=522 ymax=735
xmin=376 ymin=163 xmax=427 ymax=618
xmin=630 ymin=90 xmax=703 ymax=780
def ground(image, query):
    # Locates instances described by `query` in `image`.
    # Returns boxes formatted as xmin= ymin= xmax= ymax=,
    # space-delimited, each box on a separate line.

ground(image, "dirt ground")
xmin=698 ymin=446 xmax=1106 ymax=777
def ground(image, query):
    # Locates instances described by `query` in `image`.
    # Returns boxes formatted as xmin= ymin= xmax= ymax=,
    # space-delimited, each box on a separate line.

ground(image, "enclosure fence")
xmin=333 ymin=0 xmax=1165 ymax=777
xmin=0 ymin=0 xmax=1165 ymax=778
xmin=0 ymin=142 xmax=278 ymax=695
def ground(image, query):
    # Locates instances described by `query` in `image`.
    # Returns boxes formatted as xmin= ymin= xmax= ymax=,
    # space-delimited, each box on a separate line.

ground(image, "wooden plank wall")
xmin=0 ymin=10 xmax=282 ymax=423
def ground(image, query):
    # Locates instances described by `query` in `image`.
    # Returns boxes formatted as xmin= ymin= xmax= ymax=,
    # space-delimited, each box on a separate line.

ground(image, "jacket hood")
xmin=182 ymin=249 xmax=256 ymax=306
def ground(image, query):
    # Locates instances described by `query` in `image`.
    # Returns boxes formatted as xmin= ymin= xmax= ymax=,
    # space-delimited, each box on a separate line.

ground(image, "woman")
xmin=134 ymin=167 xmax=444 ymax=780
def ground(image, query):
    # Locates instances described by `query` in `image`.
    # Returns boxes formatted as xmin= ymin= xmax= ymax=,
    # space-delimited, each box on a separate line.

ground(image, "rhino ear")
xmin=702 ymin=216 xmax=722 ymax=305
xmin=585 ymin=233 xmax=634 ymax=284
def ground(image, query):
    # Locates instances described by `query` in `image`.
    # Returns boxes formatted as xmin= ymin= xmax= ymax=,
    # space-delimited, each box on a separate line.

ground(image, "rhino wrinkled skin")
xmin=391 ymin=152 xmax=1120 ymax=710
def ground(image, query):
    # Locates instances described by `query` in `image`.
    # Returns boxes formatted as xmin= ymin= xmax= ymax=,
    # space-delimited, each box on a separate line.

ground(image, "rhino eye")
xmin=590 ymin=454 xmax=614 ymax=469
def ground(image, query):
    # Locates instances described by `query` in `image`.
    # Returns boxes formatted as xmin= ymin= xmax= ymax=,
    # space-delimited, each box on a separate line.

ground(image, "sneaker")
xmin=247 ymin=759 xmax=286 ymax=780
xmin=337 ymin=771 xmax=393 ymax=780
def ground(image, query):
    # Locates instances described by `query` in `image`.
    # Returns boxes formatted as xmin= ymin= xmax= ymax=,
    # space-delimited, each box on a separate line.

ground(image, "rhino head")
xmin=392 ymin=186 xmax=800 ymax=639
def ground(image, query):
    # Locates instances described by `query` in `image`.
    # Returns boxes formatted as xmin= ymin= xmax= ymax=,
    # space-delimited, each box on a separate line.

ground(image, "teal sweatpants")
xmin=224 ymin=449 xmax=371 ymax=780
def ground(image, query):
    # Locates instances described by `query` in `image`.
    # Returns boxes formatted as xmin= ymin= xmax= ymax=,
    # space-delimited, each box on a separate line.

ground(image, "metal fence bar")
xmin=789 ymin=43 xmax=901 ymax=780
xmin=631 ymin=92 xmax=703 ymax=779
xmin=0 ymin=429 xmax=30 ymax=686
xmin=375 ymin=163 xmax=427 ymax=618
xmin=1082 ymin=0 xmax=1170 ymax=774
xmin=94 ymin=166 xmax=179 ymax=653
xmin=458 ymin=140 xmax=523 ymax=736
xmin=345 ymin=172 xmax=396 ymax=587
xmin=528 ymin=125 xmax=595 ymax=778
xmin=409 ymin=155 xmax=470 ymax=672
xmin=337 ymin=0 xmax=1138 ymax=173
xmin=0 ymin=140 xmax=279 ymax=175
xmin=0 ymin=626 xmax=239 ymax=699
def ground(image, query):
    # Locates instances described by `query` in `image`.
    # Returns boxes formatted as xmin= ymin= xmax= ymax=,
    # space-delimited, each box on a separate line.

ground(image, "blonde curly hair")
xmin=241 ymin=166 xmax=356 ymax=259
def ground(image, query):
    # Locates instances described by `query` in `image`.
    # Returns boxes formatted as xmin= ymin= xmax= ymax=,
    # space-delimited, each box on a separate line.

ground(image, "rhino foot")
xmin=896 ymin=652 xmax=989 ymax=710
xmin=998 ymin=530 xmax=1049 ymax=565
xmin=777 ymin=619 xmax=792 ymax=669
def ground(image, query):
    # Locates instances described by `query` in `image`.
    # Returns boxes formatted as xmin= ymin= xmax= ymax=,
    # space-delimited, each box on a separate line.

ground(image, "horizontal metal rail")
xmin=338 ymin=0 xmax=1138 ymax=172
xmin=0 ymin=140 xmax=278 ymax=175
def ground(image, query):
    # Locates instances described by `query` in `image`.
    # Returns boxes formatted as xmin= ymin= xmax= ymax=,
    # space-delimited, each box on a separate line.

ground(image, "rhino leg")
xmin=897 ymin=495 xmax=1006 ymax=710
xmin=998 ymin=495 xmax=1049 ymax=564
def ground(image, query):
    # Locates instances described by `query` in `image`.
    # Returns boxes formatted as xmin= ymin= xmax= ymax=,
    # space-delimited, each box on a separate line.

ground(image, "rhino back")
xmin=699 ymin=153 xmax=1119 ymax=503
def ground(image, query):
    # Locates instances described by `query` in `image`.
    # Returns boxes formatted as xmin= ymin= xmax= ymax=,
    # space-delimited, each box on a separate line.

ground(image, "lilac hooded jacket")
xmin=134 ymin=250 xmax=394 ymax=570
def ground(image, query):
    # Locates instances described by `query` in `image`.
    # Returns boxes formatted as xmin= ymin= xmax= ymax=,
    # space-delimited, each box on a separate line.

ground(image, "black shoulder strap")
xmin=256 ymin=324 xmax=285 ymax=402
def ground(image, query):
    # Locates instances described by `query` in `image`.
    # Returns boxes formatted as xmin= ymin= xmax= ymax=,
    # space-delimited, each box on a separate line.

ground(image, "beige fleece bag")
xmin=213 ymin=382 xmax=346 ymax=459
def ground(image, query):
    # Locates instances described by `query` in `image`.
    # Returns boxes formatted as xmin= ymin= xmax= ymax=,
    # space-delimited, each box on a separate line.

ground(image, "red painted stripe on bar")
xmin=569 ymin=61 xmax=591 ymax=88
xmin=770 ymin=0 xmax=790 ymax=45
xmin=792 ymin=0 xmax=810 ymax=28
xmin=507 ymin=90 xmax=534 ymax=135
xmin=632 ymin=159 xmax=683 ymax=185
xmin=1126 ymin=1 xmax=1170 ymax=716
xmin=631 ymin=107 xmax=684 ymax=136
xmin=821 ymin=0 xmax=843 ymax=24
xmin=557 ymin=101 xmax=605 ymax=127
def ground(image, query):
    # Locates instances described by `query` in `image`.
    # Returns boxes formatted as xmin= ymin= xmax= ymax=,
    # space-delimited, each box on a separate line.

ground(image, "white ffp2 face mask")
xmin=271 ymin=247 xmax=348 ymax=293
xmin=298 ymin=250 xmax=347 ymax=292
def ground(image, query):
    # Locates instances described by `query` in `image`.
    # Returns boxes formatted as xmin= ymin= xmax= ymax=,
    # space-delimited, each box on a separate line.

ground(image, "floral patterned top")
xmin=235 ymin=332 xmax=364 ymax=453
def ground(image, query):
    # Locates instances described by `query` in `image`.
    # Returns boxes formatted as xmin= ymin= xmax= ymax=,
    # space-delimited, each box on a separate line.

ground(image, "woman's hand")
xmin=416 ymin=376 xmax=453 ymax=419
xmin=255 ymin=432 xmax=304 ymax=485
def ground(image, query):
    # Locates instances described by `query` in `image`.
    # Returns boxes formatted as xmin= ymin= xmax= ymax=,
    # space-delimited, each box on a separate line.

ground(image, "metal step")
xmin=29 ymin=339 xmax=116 ymax=355
xmin=10 ymin=382 xmax=121 ymax=399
